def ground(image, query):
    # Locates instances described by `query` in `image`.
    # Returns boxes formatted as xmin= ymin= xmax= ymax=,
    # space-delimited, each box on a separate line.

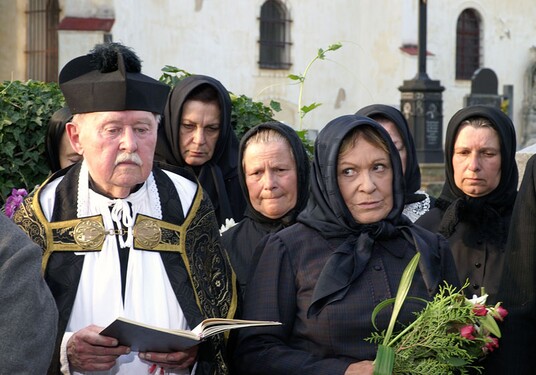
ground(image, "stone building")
xmin=2 ymin=0 xmax=536 ymax=147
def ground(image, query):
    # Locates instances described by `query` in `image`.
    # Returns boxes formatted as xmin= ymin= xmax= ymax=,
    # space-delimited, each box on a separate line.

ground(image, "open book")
xmin=100 ymin=317 xmax=281 ymax=352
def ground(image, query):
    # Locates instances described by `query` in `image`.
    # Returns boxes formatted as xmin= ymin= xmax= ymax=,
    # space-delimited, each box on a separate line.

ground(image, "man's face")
xmin=67 ymin=111 xmax=158 ymax=198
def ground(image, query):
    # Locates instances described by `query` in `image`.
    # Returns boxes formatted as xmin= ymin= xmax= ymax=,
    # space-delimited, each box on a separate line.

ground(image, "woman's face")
xmin=179 ymin=100 xmax=221 ymax=166
xmin=337 ymin=136 xmax=393 ymax=224
xmin=377 ymin=119 xmax=407 ymax=174
xmin=243 ymin=140 xmax=298 ymax=219
xmin=452 ymin=125 xmax=501 ymax=197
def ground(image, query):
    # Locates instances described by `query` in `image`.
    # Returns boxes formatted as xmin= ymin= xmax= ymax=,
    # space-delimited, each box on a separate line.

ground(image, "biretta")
xmin=59 ymin=42 xmax=170 ymax=114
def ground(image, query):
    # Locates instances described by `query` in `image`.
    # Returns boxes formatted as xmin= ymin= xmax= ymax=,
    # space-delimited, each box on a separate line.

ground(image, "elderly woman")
xmin=221 ymin=121 xmax=310 ymax=294
xmin=233 ymin=114 xmax=458 ymax=375
xmin=416 ymin=105 xmax=518 ymax=304
xmin=357 ymin=104 xmax=432 ymax=222
xmin=155 ymin=75 xmax=246 ymax=225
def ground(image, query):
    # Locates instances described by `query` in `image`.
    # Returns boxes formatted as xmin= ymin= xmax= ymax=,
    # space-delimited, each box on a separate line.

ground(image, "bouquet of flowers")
xmin=368 ymin=253 xmax=508 ymax=375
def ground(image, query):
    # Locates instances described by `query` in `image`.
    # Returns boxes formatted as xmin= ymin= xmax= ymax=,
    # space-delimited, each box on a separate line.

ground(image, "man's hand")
xmin=139 ymin=345 xmax=198 ymax=370
xmin=67 ymin=325 xmax=130 ymax=371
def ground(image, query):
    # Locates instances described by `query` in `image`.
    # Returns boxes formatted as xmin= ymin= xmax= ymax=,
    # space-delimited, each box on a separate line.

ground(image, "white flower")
xmin=219 ymin=218 xmax=237 ymax=235
xmin=466 ymin=293 xmax=489 ymax=306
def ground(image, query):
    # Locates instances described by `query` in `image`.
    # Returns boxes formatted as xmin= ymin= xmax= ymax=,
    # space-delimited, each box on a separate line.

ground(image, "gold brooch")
xmin=133 ymin=219 xmax=162 ymax=249
xmin=74 ymin=219 xmax=106 ymax=249
xmin=73 ymin=217 xmax=162 ymax=250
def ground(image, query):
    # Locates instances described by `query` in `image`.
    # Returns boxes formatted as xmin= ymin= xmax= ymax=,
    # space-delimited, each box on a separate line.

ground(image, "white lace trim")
xmin=403 ymin=190 xmax=432 ymax=223
xmin=76 ymin=160 xmax=162 ymax=250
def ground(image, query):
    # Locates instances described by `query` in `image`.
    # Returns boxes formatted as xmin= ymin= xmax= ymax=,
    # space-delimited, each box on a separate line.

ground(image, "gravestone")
xmin=522 ymin=59 xmax=536 ymax=147
xmin=463 ymin=68 xmax=502 ymax=108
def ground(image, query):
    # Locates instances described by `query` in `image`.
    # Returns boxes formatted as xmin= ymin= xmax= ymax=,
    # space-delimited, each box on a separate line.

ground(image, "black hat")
xmin=59 ymin=43 xmax=170 ymax=114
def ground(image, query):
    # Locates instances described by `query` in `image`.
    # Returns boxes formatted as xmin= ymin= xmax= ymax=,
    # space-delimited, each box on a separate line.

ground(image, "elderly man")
xmin=14 ymin=43 xmax=236 ymax=374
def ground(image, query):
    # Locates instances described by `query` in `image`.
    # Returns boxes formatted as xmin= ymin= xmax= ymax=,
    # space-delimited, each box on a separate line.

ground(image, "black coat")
xmin=492 ymin=153 xmax=536 ymax=375
xmin=234 ymin=115 xmax=459 ymax=374
xmin=221 ymin=121 xmax=310 ymax=297
xmin=155 ymin=75 xmax=246 ymax=226
xmin=417 ymin=206 xmax=511 ymax=302
xmin=416 ymin=105 xmax=518 ymax=304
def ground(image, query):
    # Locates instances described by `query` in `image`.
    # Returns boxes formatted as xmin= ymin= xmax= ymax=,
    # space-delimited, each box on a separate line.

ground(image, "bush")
xmin=0 ymin=80 xmax=64 ymax=203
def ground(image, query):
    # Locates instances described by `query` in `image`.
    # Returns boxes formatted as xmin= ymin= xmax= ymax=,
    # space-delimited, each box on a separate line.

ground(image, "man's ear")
xmin=66 ymin=122 xmax=83 ymax=155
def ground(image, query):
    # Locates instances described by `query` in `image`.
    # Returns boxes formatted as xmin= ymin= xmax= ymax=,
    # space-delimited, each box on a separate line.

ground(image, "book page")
xmin=192 ymin=318 xmax=282 ymax=338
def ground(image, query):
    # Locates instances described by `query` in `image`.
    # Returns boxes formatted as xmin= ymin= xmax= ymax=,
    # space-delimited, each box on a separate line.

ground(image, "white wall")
xmin=57 ymin=0 xmax=536 ymax=147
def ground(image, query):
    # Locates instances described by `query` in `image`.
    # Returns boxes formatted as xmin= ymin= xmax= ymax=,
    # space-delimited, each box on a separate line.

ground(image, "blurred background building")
xmin=2 ymin=0 xmax=535 ymax=149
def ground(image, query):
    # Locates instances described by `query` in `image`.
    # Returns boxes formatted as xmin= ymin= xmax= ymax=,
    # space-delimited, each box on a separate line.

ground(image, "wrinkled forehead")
xmin=74 ymin=110 xmax=158 ymax=126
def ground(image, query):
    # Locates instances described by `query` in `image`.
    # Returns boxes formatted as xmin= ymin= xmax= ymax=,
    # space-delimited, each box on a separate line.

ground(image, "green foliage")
xmin=158 ymin=65 xmax=192 ymax=87
xmin=230 ymin=94 xmax=279 ymax=139
xmin=368 ymin=282 xmax=495 ymax=374
xmin=288 ymin=42 xmax=342 ymax=130
xmin=0 ymin=80 xmax=64 ymax=203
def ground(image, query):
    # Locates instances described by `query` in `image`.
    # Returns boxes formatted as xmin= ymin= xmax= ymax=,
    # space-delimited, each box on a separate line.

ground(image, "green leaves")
xmin=373 ymin=253 xmax=420 ymax=375
xmin=317 ymin=42 xmax=343 ymax=60
xmin=287 ymin=74 xmax=304 ymax=82
xmin=289 ymin=42 xmax=343 ymax=130
xmin=300 ymin=103 xmax=322 ymax=115
xmin=230 ymin=93 xmax=279 ymax=139
xmin=0 ymin=80 xmax=64 ymax=203
xmin=375 ymin=345 xmax=395 ymax=375
xmin=158 ymin=65 xmax=191 ymax=87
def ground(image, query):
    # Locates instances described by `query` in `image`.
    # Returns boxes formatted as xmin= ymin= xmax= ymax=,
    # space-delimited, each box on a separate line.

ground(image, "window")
xmin=455 ymin=9 xmax=481 ymax=80
xmin=259 ymin=0 xmax=291 ymax=69
xmin=26 ymin=0 xmax=59 ymax=82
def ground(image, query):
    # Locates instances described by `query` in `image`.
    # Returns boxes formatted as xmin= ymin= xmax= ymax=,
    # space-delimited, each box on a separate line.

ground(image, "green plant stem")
xmin=297 ymin=55 xmax=320 ymax=130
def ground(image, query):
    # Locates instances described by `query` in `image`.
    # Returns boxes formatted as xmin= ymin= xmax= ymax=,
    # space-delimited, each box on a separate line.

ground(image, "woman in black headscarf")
xmin=221 ymin=121 xmax=310 ymax=295
xmin=416 ymin=105 xmax=518 ymax=304
xmin=357 ymin=104 xmax=432 ymax=221
xmin=233 ymin=114 xmax=458 ymax=374
xmin=45 ymin=106 xmax=81 ymax=173
xmin=155 ymin=75 xmax=246 ymax=225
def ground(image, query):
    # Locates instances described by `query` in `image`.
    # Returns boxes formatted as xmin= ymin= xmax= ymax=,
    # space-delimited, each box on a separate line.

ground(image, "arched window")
xmin=456 ymin=8 xmax=481 ymax=80
xmin=26 ymin=0 xmax=59 ymax=82
xmin=259 ymin=0 xmax=291 ymax=69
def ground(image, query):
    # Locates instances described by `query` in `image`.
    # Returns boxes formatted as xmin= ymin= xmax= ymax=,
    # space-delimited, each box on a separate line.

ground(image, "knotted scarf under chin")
xmin=307 ymin=222 xmax=399 ymax=318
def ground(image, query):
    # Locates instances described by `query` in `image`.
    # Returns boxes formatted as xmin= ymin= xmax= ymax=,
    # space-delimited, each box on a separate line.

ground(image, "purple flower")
xmin=4 ymin=188 xmax=28 ymax=219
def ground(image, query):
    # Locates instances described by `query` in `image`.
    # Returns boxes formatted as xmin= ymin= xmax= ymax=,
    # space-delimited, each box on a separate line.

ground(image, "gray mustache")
xmin=115 ymin=153 xmax=143 ymax=166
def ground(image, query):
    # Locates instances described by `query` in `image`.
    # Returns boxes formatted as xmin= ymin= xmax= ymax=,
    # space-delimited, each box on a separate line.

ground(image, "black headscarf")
xmin=155 ymin=75 xmax=245 ymax=224
xmin=298 ymin=114 xmax=422 ymax=316
xmin=356 ymin=104 xmax=424 ymax=204
xmin=436 ymin=105 xmax=518 ymax=240
xmin=239 ymin=121 xmax=310 ymax=225
xmin=45 ymin=106 xmax=73 ymax=173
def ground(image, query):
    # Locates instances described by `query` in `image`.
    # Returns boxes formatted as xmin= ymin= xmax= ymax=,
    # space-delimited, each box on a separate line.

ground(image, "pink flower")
xmin=472 ymin=304 xmax=488 ymax=316
xmin=492 ymin=306 xmax=508 ymax=322
xmin=460 ymin=325 xmax=476 ymax=340
xmin=4 ymin=188 xmax=28 ymax=219
xmin=483 ymin=337 xmax=499 ymax=353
